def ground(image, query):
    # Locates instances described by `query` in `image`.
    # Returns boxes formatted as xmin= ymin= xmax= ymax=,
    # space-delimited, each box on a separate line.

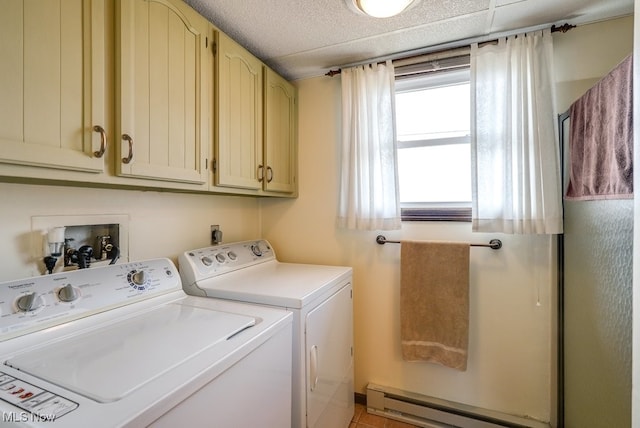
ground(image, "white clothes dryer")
xmin=179 ymin=240 xmax=354 ymax=428
xmin=0 ymin=258 xmax=292 ymax=427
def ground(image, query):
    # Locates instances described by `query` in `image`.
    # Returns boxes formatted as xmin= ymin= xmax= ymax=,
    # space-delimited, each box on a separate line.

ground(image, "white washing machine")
xmin=0 ymin=258 xmax=292 ymax=427
xmin=179 ymin=240 xmax=354 ymax=428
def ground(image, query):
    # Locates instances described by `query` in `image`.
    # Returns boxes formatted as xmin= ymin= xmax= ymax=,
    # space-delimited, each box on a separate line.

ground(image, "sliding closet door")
xmin=561 ymin=118 xmax=632 ymax=428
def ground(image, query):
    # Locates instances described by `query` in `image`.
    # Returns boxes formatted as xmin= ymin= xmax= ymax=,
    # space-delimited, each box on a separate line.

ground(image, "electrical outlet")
xmin=210 ymin=225 xmax=221 ymax=245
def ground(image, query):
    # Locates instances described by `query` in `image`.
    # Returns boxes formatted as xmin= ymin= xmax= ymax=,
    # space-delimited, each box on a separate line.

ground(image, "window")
xmin=395 ymin=63 xmax=471 ymax=221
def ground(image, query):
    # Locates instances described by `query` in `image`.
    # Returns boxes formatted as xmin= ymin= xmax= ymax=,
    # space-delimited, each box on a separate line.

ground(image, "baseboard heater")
xmin=366 ymin=383 xmax=550 ymax=428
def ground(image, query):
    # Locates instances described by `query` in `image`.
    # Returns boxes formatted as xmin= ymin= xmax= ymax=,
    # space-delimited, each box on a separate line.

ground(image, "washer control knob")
xmin=58 ymin=284 xmax=79 ymax=302
xmin=131 ymin=270 xmax=147 ymax=286
xmin=201 ymin=256 xmax=213 ymax=266
xmin=251 ymin=244 xmax=262 ymax=257
xmin=227 ymin=251 xmax=237 ymax=261
xmin=215 ymin=253 xmax=226 ymax=263
xmin=16 ymin=293 xmax=40 ymax=312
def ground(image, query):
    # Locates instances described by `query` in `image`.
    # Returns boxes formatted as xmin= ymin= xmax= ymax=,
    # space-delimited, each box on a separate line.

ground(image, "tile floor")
xmin=350 ymin=403 xmax=419 ymax=428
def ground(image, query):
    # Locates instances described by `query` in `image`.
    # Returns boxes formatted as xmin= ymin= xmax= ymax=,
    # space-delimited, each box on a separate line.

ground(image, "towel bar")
xmin=375 ymin=235 xmax=502 ymax=250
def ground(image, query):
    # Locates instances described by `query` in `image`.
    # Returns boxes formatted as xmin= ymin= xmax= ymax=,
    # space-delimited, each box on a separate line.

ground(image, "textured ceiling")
xmin=184 ymin=0 xmax=633 ymax=80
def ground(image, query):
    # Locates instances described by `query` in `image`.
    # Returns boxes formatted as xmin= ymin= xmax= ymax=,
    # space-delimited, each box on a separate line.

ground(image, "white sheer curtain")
xmin=471 ymin=29 xmax=563 ymax=234
xmin=337 ymin=60 xmax=401 ymax=230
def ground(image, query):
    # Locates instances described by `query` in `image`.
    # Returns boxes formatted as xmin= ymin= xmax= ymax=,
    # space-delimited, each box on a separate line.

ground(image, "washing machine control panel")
xmin=180 ymin=240 xmax=275 ymax=281
xmin=0 ymin=371 xmax=78 ymax=420
xmin=0 ymin=258 xmax=180 ymax=340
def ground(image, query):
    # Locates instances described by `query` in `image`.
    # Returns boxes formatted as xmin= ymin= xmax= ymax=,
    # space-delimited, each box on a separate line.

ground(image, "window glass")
xmin=395 ymin=67 xmax=471 ymax=220
xmin=397 ymin=143 xmax=471 ymax=203
xmin=396 ymin=82 xmax=470 ymax=143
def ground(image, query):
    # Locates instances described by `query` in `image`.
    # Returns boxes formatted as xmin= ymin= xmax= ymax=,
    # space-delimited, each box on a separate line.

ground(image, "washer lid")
xmin=5 ymin=302 xmax=255 ymax=403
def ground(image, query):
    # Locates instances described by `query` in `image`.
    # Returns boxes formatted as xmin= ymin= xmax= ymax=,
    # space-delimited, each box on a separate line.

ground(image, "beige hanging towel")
xmin=400 ymin=241 xmax=470 ymax=371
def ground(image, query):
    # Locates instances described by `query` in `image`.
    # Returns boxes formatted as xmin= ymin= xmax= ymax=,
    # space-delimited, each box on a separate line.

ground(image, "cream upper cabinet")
xmin=0 ymin=0 xmax=106 ymax=173
xmin=116 ymin=0 xmax=209 ymax=185
xmin=214 ymin=31 xmax=263 ymax=190
xmin=263 ymin=67 xmax=297 ymax=194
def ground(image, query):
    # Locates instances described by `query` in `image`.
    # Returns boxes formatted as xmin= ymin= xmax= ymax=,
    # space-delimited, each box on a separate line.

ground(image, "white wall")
xmin=261 ymin=16 xmax=634 ymax=425
xmin=554 ymin=17 xmax=634 ymax=113
xmin=0 ymin=182 xmax=261 ymax=281
xmin=261 ymin=67 xmax=554 ymax=423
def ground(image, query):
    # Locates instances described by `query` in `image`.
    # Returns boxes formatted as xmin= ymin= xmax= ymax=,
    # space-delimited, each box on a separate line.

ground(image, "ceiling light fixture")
xmin=351 ymin=0 xmax=417 ymax=18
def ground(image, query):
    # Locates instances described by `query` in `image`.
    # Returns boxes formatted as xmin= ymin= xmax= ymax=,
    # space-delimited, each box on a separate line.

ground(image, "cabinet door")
xmin=215 ymin=31 xmax=263 ymax=190
xmin=263 ymin=67 xmax=297 ymax=194
xmin=117 ymin=0 xmax=208 ymax=184
xmin=0 ymin=0 xmax=106 ymax=173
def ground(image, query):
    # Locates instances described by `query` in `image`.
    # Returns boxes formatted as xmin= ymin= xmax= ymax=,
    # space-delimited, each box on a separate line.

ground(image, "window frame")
xmin=395 ymin=65 xmax=472 ymax=222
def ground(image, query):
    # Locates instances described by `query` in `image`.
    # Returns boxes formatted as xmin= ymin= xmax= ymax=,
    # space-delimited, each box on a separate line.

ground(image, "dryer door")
xmin=305 ymin=284 xmax=354 ymax=428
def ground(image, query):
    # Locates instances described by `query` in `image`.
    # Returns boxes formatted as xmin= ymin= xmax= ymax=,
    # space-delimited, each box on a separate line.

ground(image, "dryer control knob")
xmin=201 ymin=256 xmax=213 ymax=266
xmin=58 ymin=284 xmax=79 ymax=302
xmin=227 ymin=251 xmax=237 ymax=261
xmin=251 ymin=244 xmax=262 ymax=257
xmin=215 ymin=253 xmax=226 ymax=263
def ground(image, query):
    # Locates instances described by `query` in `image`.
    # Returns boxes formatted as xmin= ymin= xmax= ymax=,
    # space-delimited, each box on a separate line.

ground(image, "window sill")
xmin=401 ymin=207 xmax=471 ymax=222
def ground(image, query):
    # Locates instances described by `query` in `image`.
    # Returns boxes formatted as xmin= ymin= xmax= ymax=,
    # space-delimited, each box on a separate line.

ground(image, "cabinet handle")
xmin=93 ymin=125 xmax=107 ymax=158
xmin=257 ymin=164 xmax=264 ymax=182
xmin=121 ymin=134 xmax=134 ymax=164
xmin=266 ymin=166 xmax=274 ymax=183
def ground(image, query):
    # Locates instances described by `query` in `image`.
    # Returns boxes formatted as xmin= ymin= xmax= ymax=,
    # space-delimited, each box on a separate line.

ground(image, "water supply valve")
xmin=96 ymin=235 xmax=112 ymax=261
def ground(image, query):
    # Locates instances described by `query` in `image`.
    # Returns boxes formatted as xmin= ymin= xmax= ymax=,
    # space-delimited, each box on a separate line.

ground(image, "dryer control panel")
xmin=0 ymin=258 xmax=180 ymax=340
xmin=179 ymin=240 xmax=275 ymax=286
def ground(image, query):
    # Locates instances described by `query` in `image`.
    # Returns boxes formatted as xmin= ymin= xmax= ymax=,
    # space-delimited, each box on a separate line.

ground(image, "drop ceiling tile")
xmin=491 ymin=0 xmax=633 ymax=33
xmin=186 ymin=0 xmax=490 ymax=58
xmin=183 ymin=0 xmax=632 ymax=81
xmin=271 ymin=12 xmax=488 ymax=80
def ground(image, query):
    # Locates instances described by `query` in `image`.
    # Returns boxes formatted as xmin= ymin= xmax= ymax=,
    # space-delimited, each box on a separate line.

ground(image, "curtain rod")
xmin=325 ymin=23 xmax=575 ymax=77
